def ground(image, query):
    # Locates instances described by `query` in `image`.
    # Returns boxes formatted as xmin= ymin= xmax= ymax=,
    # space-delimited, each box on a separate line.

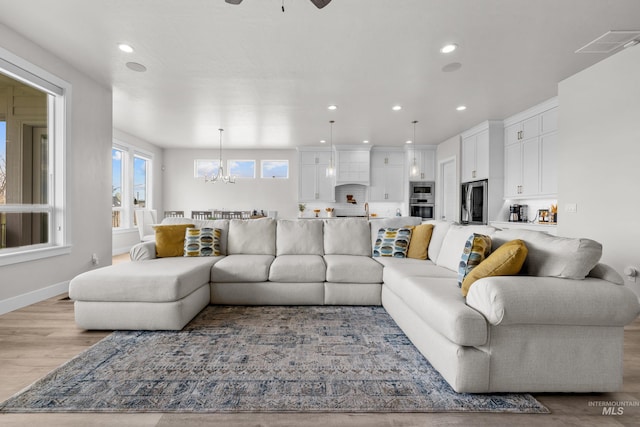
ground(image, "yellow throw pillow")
xmin=406 ymin=224 xmax=435 ymax=260
xmin=461 ymin=239 xmax=528 ymax=297
xmin=153 ymin=224 xmax=195 ymax=257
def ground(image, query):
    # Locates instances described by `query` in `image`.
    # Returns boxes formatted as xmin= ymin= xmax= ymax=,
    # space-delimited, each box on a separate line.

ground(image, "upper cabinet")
xmin=460 ymin=120 xmax=504 ymax=183
xmin=335 ymin=146 xmax=371 ymax=185
xmin=370 ymin=148 xmax=405 ymax=201
xmin=503 ymin=98 xmax=558 ymax=199
xmin=406 ymin=146 xmax=436 ymax=182
xmin=298 ymin=148 xmax=335 ymax=202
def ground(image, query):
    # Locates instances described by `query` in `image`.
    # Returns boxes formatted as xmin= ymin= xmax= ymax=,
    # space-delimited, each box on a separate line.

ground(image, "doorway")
xmin=439 ymin=157 xmax=457 ymax=222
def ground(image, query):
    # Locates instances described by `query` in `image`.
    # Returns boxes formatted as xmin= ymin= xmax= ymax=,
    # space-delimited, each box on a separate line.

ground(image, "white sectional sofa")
xmin=69 ymin=217 xmax=640 ymax=393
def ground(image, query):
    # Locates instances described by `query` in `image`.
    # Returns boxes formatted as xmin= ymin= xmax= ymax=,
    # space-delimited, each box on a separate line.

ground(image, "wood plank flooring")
xmin=1 ymin=258 xmax=639 ymax=426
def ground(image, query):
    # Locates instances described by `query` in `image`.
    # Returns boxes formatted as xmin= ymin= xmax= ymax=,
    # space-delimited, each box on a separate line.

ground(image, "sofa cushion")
xmin=211 ymin=254 xmax=275 ymax=282
xmin=461 ymin=239 xmax=528 ymax=297
xmin=384 ymin=276 xmax=488 ymax=346
xmin=276 ymin=219 xmax=324 ymax=255
xmin=324 ymin=255 xmax=383 ymax=283
xmin=372 ymin=227 xmax=412 ymax=258
xmin=268 ymin=255 xmax=326 ymax=282
xmin=184 ymin=227 xmax=222 ymax=257
xmin=228 ymin=218 xmax=276 ymax=255
xmin=407 ymin=223 xmax=434 ymax=260
xmin=377 ymin=257 xmax=457 ymax=284
xmin=457 ymin=233 xmax=492 ymax=287
xmin=491 ymin=229 xmax=602 ymax=279
xmin=436 ymin=224 xmax=496 ymax=271
xmin=162 ymin=217 xmax=230 ymax=255
xmin=324 ymin=218 xmax=371 ymax=256
xmin=423 ymin=220 xmax=452 ymax=262
xmin=69 ymin=257 xmax=220 ymax=302
xmin=153 ymin=224 xmax=195 ymax=257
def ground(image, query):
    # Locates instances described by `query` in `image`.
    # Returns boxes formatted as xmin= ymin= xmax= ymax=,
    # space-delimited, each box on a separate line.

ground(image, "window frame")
xmin=0 ymin=46 xmax=71 ymax=267
xmin=112 ymin=139 xmax=153 ymax=232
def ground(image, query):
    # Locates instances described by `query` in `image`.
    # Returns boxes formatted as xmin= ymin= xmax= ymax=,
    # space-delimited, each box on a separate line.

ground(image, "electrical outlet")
xmin=91 ymin=253 xmax=99 ymax=266
xmin=565 ymin=203 xmax=577 ymax=213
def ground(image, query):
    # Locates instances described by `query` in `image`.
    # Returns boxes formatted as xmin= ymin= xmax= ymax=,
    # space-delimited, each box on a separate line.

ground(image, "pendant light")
xmin=410 ymin=120 xmax=420 ymax=178
xmin=326 ymin=120 xmax=335 ymax=177
xmin=205 ymin=128 xmax=236 ymax=184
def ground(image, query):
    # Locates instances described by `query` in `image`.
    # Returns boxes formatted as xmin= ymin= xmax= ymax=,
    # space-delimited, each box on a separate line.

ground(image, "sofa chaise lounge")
xmin=69 ymin=217 xmax=640 ymax=393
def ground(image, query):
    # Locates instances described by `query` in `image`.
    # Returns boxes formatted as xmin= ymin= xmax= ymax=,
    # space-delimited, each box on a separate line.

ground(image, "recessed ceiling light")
xmin=392 ymin=105 xmax=402 ymax=111
xmin=320 ymin=139 xmax=326 ymax=143
xmin=363 ymin=140 xmax=369 ymax=144
xmin=440 ymin=43 xmax=458 ymax=54
xmin=406 ymin=140 xmax=413 ymax=144
xmin=327 ymin=105 xmax=337 ymax=110
xmin=126 ymin=62 xmax=147 ymax=72
xmin=456 ymin=105 xmax=467 ymax=111
xmin=118 ymin=43 xmax=134 ymax=53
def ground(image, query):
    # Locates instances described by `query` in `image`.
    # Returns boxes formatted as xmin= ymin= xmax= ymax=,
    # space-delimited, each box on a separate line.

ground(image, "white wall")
xmin=111 ymin=129 xmax=164 ymax=254
xmin=558 ymin=44 xmax=640 ymax=296
xmin=0 ymin=24 xmax=113 ymax=311
xmin=163 ymin=148 xmax=299 ymax=219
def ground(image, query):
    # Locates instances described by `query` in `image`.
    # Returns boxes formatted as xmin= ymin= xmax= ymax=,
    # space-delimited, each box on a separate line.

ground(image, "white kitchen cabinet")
xmin=503 ymin=98 xmax=558 ymax=199
xmin=335 ymin=146 xmax=371 ymax=185
xmin=459 ymin=120 xmax=504 ymax=223
xmin=406 ymin=147 xmax=436 ymax=181
xmin=298 ymin=149 xmax=335 ymax=202
xmin=460 ymin=120 xmax=503 ymax=183
xmin=370 ymin=149 xmax=405 ymax=201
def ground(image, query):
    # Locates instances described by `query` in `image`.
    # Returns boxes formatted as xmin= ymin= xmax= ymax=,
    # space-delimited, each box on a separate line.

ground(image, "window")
xmin=228 ymin=160 xmax=256 ymax=179
xmin=112 ymin=141 xmax=152 ymax=230
xmin=261 ymin=160 xmax=289 ymax=179
xmin=0 ymin=48 xmax=69 ymax=265
xmin=194 ymin=159 xmax=220 ymax=178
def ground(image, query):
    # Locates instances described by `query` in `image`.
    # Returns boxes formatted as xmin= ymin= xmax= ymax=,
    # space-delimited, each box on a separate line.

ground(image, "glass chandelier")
xmin=326 ymin=120 xmax=335 ymax=177
xmin=410 ymin=120 xmax=420 ymax=178
xmin=205 ymin=128 xmax=236 ymax=184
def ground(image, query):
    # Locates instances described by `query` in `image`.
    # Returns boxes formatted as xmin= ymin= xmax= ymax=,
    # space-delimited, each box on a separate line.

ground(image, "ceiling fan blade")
xmin=310 ymin=0 xmax=331 ymax=9
xmin=225 ymin=0 xmax=243 ymax=4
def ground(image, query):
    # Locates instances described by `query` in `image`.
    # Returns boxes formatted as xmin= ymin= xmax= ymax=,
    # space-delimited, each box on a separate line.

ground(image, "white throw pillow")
xmin=227 ymin=218 xmax=276 ymax=255
xmin=323 ymin=218 xmax=371 ymax=256
xmin=436 ymin=225 xmax=496 ymax=272
xmin=276 ymin=219 xmax=324 ymax=255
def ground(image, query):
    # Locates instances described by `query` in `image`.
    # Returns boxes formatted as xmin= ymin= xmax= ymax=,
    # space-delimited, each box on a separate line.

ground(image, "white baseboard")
xmin=0 ymin=281 xmax=69 ymax=316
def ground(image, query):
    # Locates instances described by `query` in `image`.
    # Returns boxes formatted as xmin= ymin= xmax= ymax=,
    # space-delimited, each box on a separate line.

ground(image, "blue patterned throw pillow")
xmin=458 ymin=233 xmax=492 ymax=287
xmin=373 ymin=227 xmax=413 ymax=258
xmin=184 ymin=227 xmax=222 ymax=257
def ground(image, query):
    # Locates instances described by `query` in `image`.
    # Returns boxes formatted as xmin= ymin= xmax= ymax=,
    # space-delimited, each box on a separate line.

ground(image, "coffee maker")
xmin=509 ymin=204 xmax=528 ymax=222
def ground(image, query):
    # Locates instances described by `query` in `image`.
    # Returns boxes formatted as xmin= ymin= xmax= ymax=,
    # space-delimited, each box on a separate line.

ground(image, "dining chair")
xmin=164 ymin=210 xmax=184 ymax=218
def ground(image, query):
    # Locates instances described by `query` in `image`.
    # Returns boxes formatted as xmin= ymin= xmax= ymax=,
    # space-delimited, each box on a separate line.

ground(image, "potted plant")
xmin=298 ymin=203 xmax=306 ymax=218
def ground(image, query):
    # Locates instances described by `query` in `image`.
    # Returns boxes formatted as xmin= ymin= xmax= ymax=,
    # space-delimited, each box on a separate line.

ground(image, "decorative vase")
xmin=299 ymin=211 xmax=304 ymax=218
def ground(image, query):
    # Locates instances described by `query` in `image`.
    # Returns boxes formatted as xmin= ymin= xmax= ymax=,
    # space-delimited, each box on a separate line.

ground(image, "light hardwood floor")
xmin=1 ymin=257 xmax=639 ymax=426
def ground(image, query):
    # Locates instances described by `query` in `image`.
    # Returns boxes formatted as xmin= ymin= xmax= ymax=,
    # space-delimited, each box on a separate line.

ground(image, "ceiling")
xmin=1 ymin=0 xmax=639 ymax=149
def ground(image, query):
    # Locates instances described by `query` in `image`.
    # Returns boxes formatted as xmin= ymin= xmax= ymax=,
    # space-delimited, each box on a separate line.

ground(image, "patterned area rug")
xmin=0 ymin=306 xmax=548 ymax=413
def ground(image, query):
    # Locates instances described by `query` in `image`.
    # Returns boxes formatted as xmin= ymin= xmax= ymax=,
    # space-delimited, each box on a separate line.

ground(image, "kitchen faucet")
xmin=364 ymin=202 xmax=369 ymax=219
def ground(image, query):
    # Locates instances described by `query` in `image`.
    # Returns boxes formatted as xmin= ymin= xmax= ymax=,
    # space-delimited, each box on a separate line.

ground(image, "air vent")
xmin=575 ymin=30 xmax=640 ymax=54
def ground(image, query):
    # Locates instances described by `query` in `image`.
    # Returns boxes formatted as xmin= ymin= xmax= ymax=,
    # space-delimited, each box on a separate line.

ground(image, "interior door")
xmin=440 ymin=157 xmax=457 ymax=221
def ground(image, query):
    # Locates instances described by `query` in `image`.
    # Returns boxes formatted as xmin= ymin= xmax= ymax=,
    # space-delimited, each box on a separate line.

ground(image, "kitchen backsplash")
xmin=302 ymin=184 xmax=404 ymax=218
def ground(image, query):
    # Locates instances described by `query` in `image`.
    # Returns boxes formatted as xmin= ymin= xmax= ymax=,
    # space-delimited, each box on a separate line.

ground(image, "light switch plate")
xmin=565 ymin=203 xmax=577 ymax=213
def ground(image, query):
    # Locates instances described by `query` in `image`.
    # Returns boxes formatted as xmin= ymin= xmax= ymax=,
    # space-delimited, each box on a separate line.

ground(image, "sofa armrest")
xmin=465 ymin=276 xmax=640 ymax=327
xmin=130 ymin=241 xmax=157 ymax=261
